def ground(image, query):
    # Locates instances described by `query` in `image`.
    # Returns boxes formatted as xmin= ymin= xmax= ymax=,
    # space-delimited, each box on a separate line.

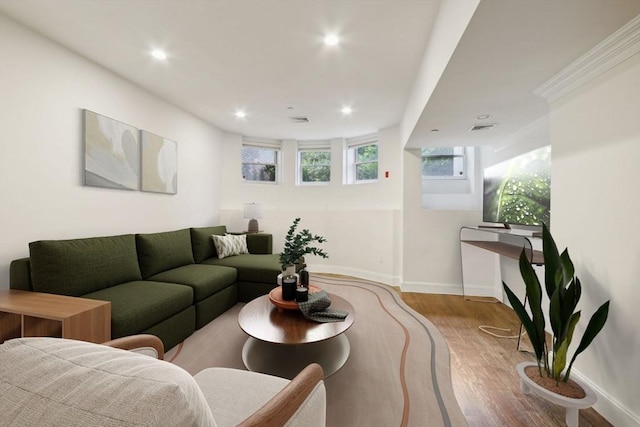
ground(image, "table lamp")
xmin=243 ymin=203 xmax=263 ymax=233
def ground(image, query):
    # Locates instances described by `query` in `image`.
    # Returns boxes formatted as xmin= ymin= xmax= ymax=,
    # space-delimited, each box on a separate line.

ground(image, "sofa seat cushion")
xmin=29 ymin=234 xmax=141 ymax=296
xmin=0 ymin=338 xmax=216 ymax=427
xmin=194 ymin=367 xmax=289 ymax=427
xmin=190 ymin=226 xmax=227 ymax=263
xmin=136 ymin=229 xmax=195 ymax=278
xmin=201 ymin=254 xmax=281 ymax=284
xmin=84 ymin=281 xmax=193 ymax=339
xmin=148 ymin=264 xmax=237 ymax=302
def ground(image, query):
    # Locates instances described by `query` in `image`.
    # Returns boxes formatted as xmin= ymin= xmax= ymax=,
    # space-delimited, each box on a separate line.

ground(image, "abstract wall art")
xmin=84 ymin=110 xmax=140 ymax=190
xmin=141 ymin=130 xmax=177 ymax=194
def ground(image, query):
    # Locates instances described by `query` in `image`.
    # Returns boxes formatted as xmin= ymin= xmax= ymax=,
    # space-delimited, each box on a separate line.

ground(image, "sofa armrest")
xmin=246 ymin=233 xmax=273 ymax=255
xmin=238 ymin=363 xmax=325 ymax=427
xmin=10 ymin=258 xmax=33 ymax=291
xmin=102 ymin=334 xmax=165 ymax=360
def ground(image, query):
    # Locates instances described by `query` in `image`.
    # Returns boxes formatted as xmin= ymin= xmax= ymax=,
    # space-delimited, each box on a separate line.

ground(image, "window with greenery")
xmin=242 ymin=145 xmax=278 ymax=182
xmin=421 ymin=147 xmax=466 ymax=179
xmin=344 ymin=137 xmax=378 ymax=184
xmin=299 ymin=150 xmax=331 ymax=184
xmin=355 ymin=144 xmax=378 ymax=181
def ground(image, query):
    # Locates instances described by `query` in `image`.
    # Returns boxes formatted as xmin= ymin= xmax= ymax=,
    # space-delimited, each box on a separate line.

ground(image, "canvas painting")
xmin=141 ymin=131 xmax=177 ymax=194
xmin=84 ymin=110 xmax=140 ymax=190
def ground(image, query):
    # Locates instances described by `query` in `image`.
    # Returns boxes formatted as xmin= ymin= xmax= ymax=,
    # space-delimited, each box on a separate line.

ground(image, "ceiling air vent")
xmin=289 ymin=116 xmax=310 ymax=123
xmin=469 ymin=123 xmax=497 ymax=132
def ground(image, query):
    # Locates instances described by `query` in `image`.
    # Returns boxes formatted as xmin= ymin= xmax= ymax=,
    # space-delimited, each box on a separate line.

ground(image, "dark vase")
xmin=299 ymin=264 xmax=309 ymax=287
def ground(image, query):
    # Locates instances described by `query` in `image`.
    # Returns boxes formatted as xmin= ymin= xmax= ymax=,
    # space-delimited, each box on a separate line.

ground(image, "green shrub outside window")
xmin=300 ymin=150 xmax=331 ymax=183
xmin=355 ymin=144 xmax=378 ymax=181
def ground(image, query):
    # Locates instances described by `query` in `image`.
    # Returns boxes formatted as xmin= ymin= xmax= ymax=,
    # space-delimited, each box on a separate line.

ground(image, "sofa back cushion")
xmin=136 ymin=229 xmax=195 ymax=278
xmin=190 ymin=226 xmax=227 ymax=263
xmin=0 ymin=338 xmax=217 ymax=427
xmin=29 ymin=234 xmax=142 ymax=296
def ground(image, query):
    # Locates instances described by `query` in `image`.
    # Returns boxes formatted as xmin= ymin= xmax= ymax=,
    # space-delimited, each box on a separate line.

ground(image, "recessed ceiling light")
xmin=151 ymin=49 xmax=167 ymax=60
xmin=235 ymin=110 xmax=246 ymax=118
xmin=324 ymin=34 xmax=340 ymax=46
xmin=341 ymin=106 xmax=352 ymax=115
xmin=477 ymin=114 xmax=491 ymax=120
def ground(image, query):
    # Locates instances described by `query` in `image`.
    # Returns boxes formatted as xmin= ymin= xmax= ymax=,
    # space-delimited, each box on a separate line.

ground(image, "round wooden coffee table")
xmin=238 ymin=290 xmax=355 ymax=379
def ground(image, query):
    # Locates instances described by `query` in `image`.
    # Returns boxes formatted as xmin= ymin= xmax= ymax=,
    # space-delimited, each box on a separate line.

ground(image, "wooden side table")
xmin=0 ymin=290 xmax=111 ymax=344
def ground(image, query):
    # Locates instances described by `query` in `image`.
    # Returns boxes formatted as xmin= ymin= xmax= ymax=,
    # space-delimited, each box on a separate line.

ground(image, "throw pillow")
xmin=211 ymin=234 xmax=249 ymax=259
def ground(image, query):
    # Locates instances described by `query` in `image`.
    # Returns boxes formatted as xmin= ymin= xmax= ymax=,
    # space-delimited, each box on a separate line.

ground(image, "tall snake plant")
xmin=503 ymin=224 xmax=610 ymax=383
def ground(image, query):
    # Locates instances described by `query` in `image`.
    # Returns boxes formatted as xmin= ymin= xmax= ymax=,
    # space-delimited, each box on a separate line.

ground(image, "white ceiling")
xmin=407 ymin=0 xmax=640 ymax=149
xmin=0 ymin=0 xmax=440 ymax=141
xmin=1 ymin=0 xmax=638 ymax=146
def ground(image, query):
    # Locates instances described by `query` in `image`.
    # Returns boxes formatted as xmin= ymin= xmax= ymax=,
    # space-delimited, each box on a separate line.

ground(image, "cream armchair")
xmin=0 ymin=335 xmax=326 ymax=427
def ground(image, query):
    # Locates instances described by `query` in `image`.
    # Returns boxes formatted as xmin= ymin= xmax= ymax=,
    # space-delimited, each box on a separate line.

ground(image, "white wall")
xmin=421 ymin=146 xmax=481 ymax=211
xmin=401 ymin=148 xmax=481 ymax=293
xmin=219 ymin=126 xmax=403 ymax=285
xmin=0 ymin=15 xmax=224 ymax=287
xmin=403 ymin=121 xmax=550 ymax=295
xmin=400 ymin=0 xmax=480 ymax=146
xmin=549 ymin=53 xmax=640 ymax=426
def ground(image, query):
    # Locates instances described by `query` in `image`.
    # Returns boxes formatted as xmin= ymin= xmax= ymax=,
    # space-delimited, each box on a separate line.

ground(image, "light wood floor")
xmin=400 ymin=293 xmax=610 ymax=427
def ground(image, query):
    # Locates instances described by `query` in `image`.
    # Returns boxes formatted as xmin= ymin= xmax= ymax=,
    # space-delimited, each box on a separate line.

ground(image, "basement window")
xmin=242 ymin=140 xmax=280 ymax=183
xmin=296 ymin=140 xmax=331 ymax=185
xmin=422 ymin=147 xmax=466 ymax=179
xmin=345 ymin=135 xmax=378 ymax=184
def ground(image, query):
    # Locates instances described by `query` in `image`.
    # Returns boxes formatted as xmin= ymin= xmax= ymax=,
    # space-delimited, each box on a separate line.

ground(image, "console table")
xmin=0 ymin=290 xmax=111 ymax=344
xmin=459 ymin=227 xmax=544 ymax=300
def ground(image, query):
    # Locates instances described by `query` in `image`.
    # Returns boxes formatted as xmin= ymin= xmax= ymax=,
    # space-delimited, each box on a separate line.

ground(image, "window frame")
xmin=297 ymin=148 xmax=332 ymax=186
xmin=421 ymin=146 xmax=467 ymax=180
xmin=345 ymin=136 xmax=378 ymax=184
xmin=241 ymin=139 xmax=281 ymax=184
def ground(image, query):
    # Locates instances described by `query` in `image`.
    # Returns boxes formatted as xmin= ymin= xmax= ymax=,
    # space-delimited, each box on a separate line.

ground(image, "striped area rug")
xmin=166 ymin=275 xmax=467 ymax=427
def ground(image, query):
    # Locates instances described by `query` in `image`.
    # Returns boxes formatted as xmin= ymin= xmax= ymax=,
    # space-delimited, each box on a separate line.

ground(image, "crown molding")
xmin=533 ymin=14 xmax=640 ymax=103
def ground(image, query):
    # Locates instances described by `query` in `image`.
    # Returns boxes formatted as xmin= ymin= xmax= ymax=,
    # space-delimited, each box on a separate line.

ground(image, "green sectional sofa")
xmin=9 ymin=226 xmax=282 ymax=351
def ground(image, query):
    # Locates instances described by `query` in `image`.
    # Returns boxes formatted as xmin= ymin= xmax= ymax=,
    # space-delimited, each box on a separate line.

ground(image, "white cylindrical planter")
xmin=517 ymin=362 xmax=597 ymax=427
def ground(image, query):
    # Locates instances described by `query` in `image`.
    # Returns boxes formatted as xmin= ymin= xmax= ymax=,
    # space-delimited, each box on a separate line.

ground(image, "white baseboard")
xmin=570 ymin=369 xmax=640 ymax=427
xmin=400 ymin=281 xmax=502 ymax=299
xmin=463 ymin=284 xmax=502 ymax=299
xmin=307 ymin=264 xmax=402 ymax=287
xmin=400 ymin=281 xmax=462 ymax=295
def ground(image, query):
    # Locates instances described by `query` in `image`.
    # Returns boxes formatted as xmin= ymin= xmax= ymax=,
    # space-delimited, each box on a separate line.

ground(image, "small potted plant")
xmin=503 ymin=224 xmax=609 ymax=425
xmin=279 ymin=217 xmax=329 ymax=275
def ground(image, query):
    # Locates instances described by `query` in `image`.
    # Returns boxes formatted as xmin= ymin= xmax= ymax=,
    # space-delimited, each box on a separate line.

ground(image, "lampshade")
xmin=243 ymin=203 xmax=263 ymax=219
xmin=243 ymin=203 xmax=263 ymax=233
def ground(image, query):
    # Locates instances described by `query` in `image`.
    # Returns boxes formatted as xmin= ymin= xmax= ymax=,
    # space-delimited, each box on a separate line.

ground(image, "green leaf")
xmin=553 ymin=312 xmax=580 ymax=381
xmin=519 ymin=249 xmax=546 ymax=358
xmin=503 ymin=281 xmax=545 ymax=364
xmin=564 ymin=301 xmax=610 ymax=381
xmin=549 ymin=285 xmax=562 ymax=340
xmin=558 ymin=278 xmax=581 ymax=339
xmin=559 ymin=249 xmax=575 ymax=288
xmin=542 ymin=224 xmax=561 ymax=298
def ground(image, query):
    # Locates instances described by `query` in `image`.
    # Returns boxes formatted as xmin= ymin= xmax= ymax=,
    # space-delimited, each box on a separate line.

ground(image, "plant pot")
xmin=277 ymin=264 xmax=298 ymax=287
xmin=517 ymin=362 xmax=597 ymax=427
xmin=282 ymin=264 xmax=296 ymax=277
